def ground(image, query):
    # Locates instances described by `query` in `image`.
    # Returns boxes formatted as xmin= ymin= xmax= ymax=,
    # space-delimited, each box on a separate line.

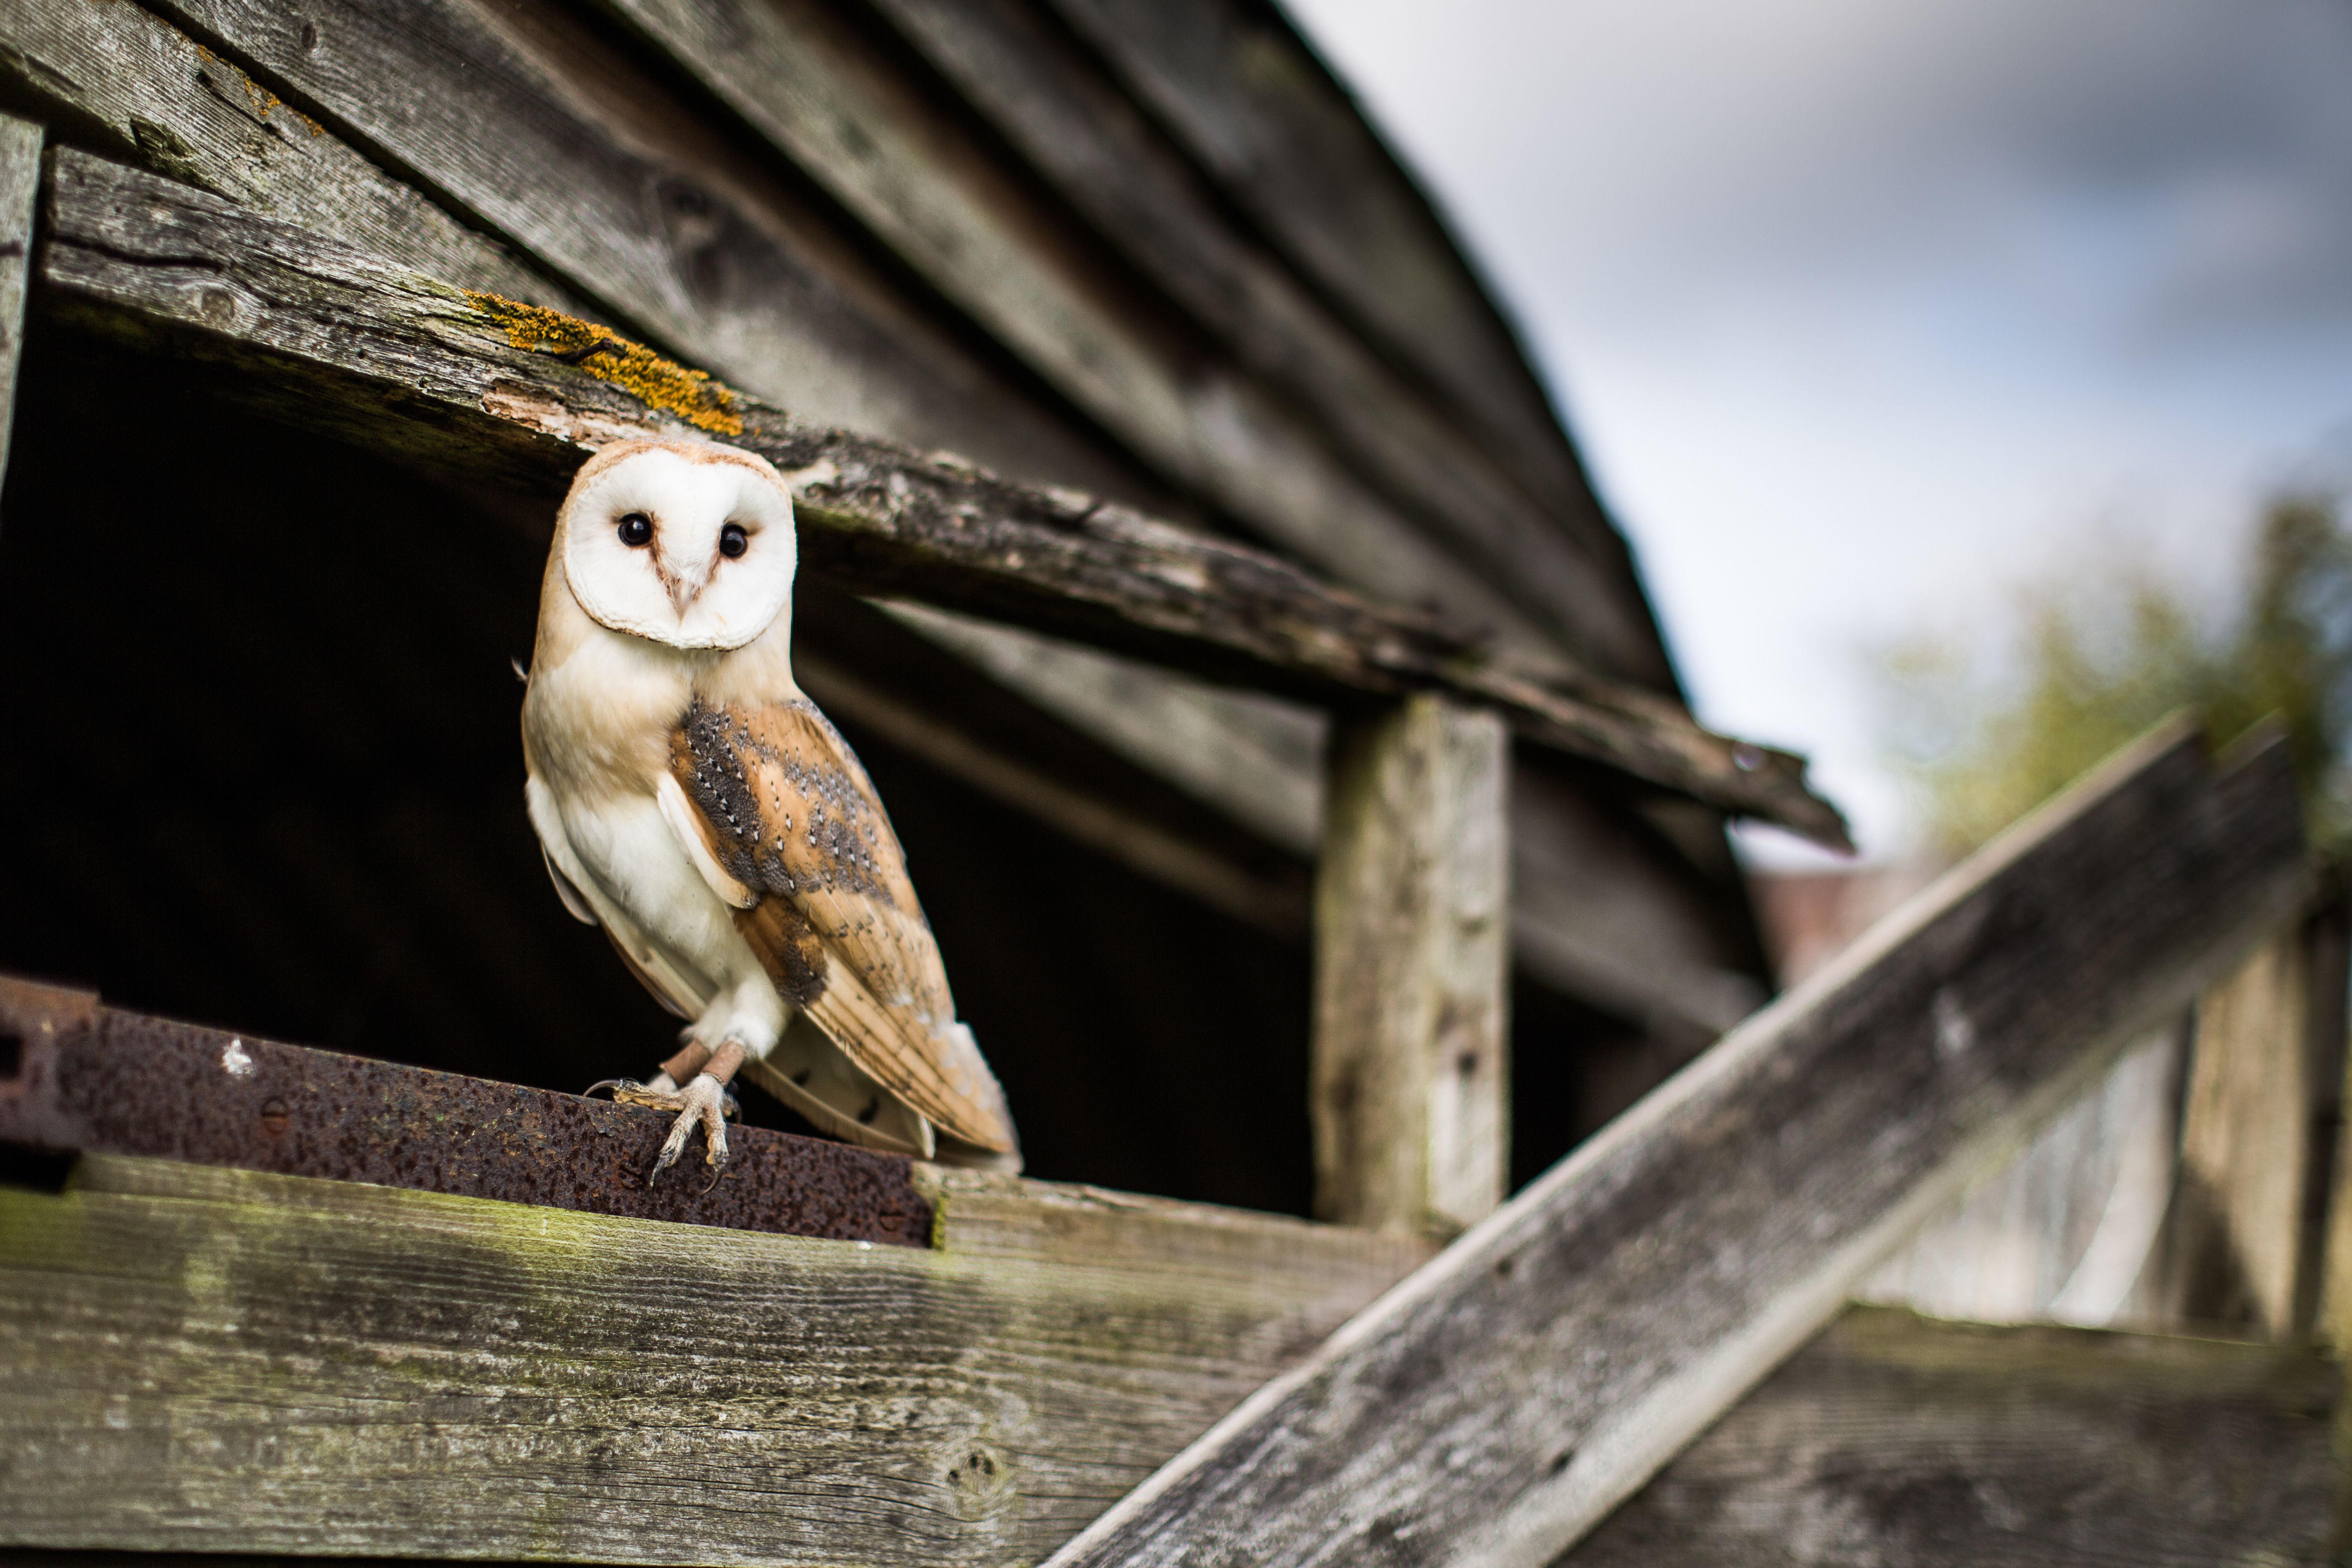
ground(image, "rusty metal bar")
xmin=0 ymin=973 xmax=933 ymax=1247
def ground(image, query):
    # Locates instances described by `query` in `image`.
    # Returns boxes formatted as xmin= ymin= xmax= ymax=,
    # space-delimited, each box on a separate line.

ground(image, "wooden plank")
xmin=1565 ymin=1306 xmax=2339 ymax=1565
xmin=41 ymin=0 xmax=1158 ymax=508
xmin=1038 ymin=721 xmax=2308 ymax=1568
xmin=467 ymin=0 xmax=1589 ymax=675
xmin=883 ymin=599 xmax=1331 ymax=858
xmin=1037 ymin=0 xmax=1599 ymax=544
xmin=0 ymin=1154 xmax=1432 ymax=1565
xmin=0 ymin=0 xmax=581 ymax=317
xmin=33 ymin=149 xmax=1847 ymax=844
xmin=2154 ymin=901 xmax=2350 ymax=1337
xmin=784 ymin=0 xmax=1672 ymax=683
xmin=139 ymin=0 xmax=1583 ymax=678
xmin=1312 ymin=696 xmax=1510 ymax=1237
xmin=0 ymin=113 xmax=39 ymax=492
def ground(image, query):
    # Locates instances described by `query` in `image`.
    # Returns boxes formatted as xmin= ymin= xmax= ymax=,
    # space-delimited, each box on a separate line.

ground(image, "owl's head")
xmin=555 ymin=440 xmax=796 ymax=651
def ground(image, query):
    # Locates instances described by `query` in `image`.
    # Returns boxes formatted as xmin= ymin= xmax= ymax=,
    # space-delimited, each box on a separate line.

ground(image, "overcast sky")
xmin=1285 ymin=0 xmax=2352 ymax=863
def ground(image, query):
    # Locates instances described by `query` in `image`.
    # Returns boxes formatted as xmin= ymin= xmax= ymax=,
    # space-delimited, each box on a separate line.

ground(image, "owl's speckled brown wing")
xmin=667 ymin=696 xmax=1017 ymax=1155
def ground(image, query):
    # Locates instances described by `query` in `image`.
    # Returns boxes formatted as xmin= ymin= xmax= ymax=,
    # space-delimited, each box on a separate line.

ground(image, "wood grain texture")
xmin=1313 ymin=697 xmax=1510 ymax=1236
xmin=0 ymin=0 xmax=584 ymax=317
xmin=0 ymin=1154 xmax=1431 ymax=1565
xmin=119 ymin=0 xmax=1158 ymax=506
xmin=1039 ymin=721 xmax=2309 ymax=1568
xmin=35 ymin=149 xmax=1847 ymax=842
xmin=0 ymin=112 xmax=38 ymax=492
xmin=796 ymin=0 xmax=1669 ymax=683
xmin=1036 ymin=0 xmax=1601 ymax=547
xmin=572 ymin=0 xmax=1585 ymax=675
xmin=140 ymin=0 xmax=1611 ymax=680
xmin=1563 ymin=1306 xmax=2339 ymax=1566
xmin=0 ymin=0 xmax=1304 ymax=923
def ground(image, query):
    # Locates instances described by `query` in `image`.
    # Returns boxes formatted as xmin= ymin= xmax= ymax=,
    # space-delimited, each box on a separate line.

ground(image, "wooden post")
xmin=1311 ymin=693 xmax=1509 ymax=1237
xmin=0 ymin=113 xmax=40 ymax=495
xmin=2158 ymin=891 xmax=2350 ymax=1338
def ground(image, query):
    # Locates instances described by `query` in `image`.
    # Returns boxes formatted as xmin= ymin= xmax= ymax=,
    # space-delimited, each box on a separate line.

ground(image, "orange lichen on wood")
xmin=464 ymin=291 xmax=744 ymax=436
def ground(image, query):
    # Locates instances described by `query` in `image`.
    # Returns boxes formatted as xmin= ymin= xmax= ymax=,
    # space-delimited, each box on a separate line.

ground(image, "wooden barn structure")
xmin=0 ymin=3 xmax=2341 ymax=1563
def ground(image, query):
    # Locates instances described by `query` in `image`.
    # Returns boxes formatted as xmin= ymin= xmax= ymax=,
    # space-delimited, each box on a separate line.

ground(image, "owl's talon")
xmin=640 ymin=1071 xmax=733 ymax=1187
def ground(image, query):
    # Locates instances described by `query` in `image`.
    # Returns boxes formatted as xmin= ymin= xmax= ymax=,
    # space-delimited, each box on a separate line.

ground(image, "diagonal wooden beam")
xmin=1041 ymin=719 xmax=2308 ymax=1568
xmin=33 ymin=148 xmax=1847 ymax=846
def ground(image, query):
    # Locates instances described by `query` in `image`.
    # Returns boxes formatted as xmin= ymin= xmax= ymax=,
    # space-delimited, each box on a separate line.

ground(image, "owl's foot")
xmin=607 ymin=1040 xmax=748 ymax=1188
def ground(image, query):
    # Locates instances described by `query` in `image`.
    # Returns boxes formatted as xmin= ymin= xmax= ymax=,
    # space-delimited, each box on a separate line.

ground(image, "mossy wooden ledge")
xmin=0 ymin=1154 xmax=1431 ymax=1566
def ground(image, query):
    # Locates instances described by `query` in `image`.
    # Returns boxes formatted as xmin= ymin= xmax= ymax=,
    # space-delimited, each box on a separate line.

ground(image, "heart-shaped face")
xmin=560 ymin=442 xmax=796 ymax=651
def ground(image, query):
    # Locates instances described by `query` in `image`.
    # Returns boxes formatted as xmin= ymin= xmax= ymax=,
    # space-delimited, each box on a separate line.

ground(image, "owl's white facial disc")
xmin=561 ymin=446 xmax=796 ymax=650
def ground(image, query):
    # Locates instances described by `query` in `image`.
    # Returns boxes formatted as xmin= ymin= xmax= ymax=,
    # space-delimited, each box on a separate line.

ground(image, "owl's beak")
xmin=659 ymin=553 xmax=713 ymax=617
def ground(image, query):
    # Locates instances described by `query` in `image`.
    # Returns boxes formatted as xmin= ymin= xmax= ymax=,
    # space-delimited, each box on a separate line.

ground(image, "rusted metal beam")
xmin=0 ymin=973 xmax=933 ymax=1247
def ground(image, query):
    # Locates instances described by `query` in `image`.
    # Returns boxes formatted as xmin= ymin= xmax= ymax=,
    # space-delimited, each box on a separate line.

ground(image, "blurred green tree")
xmin=1887 ymin=494 xmax=2352 ymax=857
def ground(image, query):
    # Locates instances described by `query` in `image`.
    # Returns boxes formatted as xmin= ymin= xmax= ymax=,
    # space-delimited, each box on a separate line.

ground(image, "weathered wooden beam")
xmin=0 ymin=0 xmax=1326 ymax=933
xmin=1312 ymin=697 xmax=1510 ymax=1237
xmin=33 ymin=149 xmax=1847 ymax=844
xmin=140 ymin=0 xmax=1588 ymax=674
xmin=1566 ymin=1306 xmax=2339 ymax=1565
xmin=0 ymin=113 xmax=39 ymax=493
xmin=1036 ymin=0 xmax=1599 ymax=550
xmin=0 ymin=1154 xmax=1431 ymax=1565
xmin=0 ymin=0 xmax=583 ymax=317
xmin=1039 ymin=721 xmax=2308 ymax=1568
xmin=0 ymin=0 xmax=1155 ymax=507
xmin=621 ymin=0 xmax=1669 ymax=683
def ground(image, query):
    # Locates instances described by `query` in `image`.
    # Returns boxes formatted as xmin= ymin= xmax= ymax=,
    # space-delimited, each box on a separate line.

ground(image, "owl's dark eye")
xmin=617 ymin=512 xmax=653 ymax=547
xmin=718 ymin=522 xmax=749 ymax=559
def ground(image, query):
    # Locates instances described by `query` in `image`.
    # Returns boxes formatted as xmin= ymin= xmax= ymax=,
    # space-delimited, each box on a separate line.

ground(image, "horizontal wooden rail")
xmin=0 ymin=1155 xmax=1431 ymax=1564
xmin=1043 ymin=720 xmax=2308 ymax=1568
xmin=1569 ymin=1307 xmax=2338 ymax=1564
xmin=33 ymin=149 xmax=1846 ymax=847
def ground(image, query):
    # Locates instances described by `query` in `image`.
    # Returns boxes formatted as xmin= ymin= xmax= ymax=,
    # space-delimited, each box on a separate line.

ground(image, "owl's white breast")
xmin=522 ymin=617 xmax=765 ymax=1025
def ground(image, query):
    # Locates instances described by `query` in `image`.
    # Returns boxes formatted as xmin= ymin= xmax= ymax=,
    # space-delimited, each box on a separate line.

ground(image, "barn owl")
xmin=521 ymin=438 xmax=1019 ymax=1179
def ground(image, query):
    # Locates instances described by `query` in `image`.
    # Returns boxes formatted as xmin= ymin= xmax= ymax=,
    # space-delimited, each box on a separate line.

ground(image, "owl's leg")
xmin=612 ymin=1039 xmax=748 ymax=1185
